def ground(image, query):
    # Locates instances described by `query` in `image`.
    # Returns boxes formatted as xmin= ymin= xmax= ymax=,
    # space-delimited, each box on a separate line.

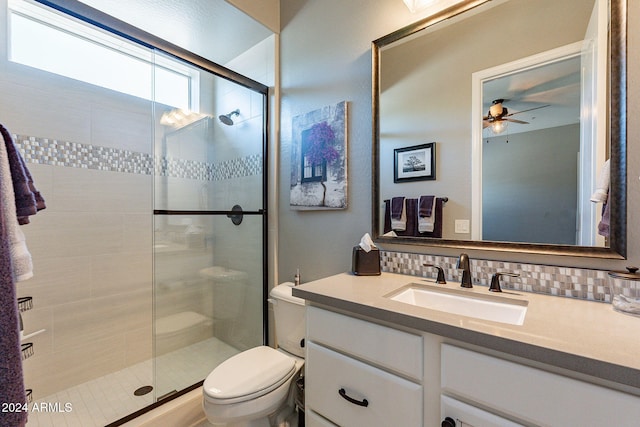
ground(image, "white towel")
xmin=390 ymin=198 xmax=407 ymax=231
xmin=590 ymin=159 xmax=610 ymax=203
xmin=418 ymin=197 xmax=437 ymax=233
xmin=0 ymin=139 xmax=33 ymax=281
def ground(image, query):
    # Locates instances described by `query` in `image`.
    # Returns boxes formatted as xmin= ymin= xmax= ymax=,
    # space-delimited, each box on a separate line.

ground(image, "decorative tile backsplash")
xmin=15 ymin=134 xmax=262 ymax=181
xmin=381 ymin=250 xmax=611 ymax=302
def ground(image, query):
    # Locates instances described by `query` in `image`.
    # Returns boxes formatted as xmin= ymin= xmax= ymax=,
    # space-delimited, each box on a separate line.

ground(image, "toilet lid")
xmin=204 ymin=346 xmax=296 ymax=403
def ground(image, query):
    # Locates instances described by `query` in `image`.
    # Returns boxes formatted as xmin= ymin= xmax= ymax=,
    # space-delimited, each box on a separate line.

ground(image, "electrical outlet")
xmin=454 ymin=219 xmax=470 ymax=234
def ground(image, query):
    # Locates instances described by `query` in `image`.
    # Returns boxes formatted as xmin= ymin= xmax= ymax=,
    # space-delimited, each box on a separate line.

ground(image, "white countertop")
xmin=293 ymin=272 xmax=640 ymax=389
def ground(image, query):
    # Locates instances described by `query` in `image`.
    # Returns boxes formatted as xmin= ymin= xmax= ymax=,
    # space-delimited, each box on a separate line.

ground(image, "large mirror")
xmin=372 ymin=0 xmax=626 ymax=258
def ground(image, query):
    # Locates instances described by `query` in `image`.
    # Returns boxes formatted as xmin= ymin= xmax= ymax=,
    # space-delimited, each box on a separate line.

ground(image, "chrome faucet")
xmin=456 ymin=253 xmax=472 ymax=288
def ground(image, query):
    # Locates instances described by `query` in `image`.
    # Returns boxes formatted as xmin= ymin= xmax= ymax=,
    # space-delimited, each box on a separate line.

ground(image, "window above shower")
xmin=7 ymin=0 xmax=200 ymax=111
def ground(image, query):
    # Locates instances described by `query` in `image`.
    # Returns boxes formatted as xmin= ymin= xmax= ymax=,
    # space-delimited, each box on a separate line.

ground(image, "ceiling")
xmin=77 ymin=0 xmax=273 ymax=65
xmin=482 ymin=55 xmax=582 ymax=136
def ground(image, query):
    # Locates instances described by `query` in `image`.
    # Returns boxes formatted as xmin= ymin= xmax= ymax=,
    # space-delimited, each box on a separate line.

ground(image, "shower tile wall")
xmin=13 ymin=134 xmax=265 ymax=401
xmin=19 ymin=164 xmax=152 ymax=399
xmin=5 ymin=102 xmax=155 ymax=402
xmin=0 ymin=21 xmax=159 ymax=399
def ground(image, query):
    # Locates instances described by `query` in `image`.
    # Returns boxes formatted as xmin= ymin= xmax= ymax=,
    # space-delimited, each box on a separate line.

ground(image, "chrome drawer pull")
xmin=338 ymin=388 xmax=369 ymax=407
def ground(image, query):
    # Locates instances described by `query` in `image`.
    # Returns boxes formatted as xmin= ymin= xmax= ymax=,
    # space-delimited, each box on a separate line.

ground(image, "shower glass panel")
xmin=152 ymin=51 xmax=267 ymax=402
xmin=153 ymin=215 xmax=264 ymax=399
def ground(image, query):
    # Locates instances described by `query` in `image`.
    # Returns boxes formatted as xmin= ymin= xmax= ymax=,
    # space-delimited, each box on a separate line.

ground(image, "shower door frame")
xmin=34 ymin=0 xmax=270 ymax=424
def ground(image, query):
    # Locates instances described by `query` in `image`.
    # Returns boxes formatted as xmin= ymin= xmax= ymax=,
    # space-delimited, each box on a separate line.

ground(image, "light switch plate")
xmin=455 ymin=219 xmax=470 ymax=234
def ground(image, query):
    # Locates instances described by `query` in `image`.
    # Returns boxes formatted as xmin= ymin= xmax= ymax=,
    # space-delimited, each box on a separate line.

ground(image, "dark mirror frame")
xmin=371 ymin=0 xmax=627 ymax=259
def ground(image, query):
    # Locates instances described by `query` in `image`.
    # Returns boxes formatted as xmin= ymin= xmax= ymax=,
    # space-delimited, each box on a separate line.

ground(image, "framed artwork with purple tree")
xmin=290 ymin=101 xmax=347 ymax=209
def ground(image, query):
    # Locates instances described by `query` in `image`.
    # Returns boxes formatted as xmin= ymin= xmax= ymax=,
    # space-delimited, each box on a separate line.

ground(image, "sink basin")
xmin=387 ymin=284 xmax=528 ymax=325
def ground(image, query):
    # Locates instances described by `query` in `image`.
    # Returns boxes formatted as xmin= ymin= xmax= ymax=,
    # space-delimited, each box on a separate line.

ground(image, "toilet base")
xmin=208 ymin=403 xmax=295 ymax=427
xmin=209 ymin=418 xmax=268 ymax=427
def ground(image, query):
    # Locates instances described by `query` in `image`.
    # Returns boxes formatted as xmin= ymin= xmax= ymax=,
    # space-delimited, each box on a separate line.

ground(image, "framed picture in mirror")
xmin=394 ymin=142 xmax=436 ymax=183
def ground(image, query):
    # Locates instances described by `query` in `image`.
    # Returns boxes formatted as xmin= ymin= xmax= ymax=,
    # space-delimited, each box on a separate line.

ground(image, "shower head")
xmin=218 ymin=109 xmax=240 ymax=126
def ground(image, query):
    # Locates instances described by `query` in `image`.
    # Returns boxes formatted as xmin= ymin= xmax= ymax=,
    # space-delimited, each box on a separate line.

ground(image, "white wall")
xmin=278 ymin=0 xmax=640 ymax=282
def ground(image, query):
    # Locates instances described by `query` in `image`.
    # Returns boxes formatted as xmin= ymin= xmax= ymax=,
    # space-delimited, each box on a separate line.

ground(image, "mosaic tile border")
xmin=14 ymin=134 xmax=262 ymax=181
xmin=154 ymin=154 xmax=262 ymax=181
xmin=381 ymin=250 xmax=612 ymax=302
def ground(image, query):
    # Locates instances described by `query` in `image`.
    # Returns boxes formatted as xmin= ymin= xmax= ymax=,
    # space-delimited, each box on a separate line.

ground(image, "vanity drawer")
xmin=306 ymin=306 xmax=422 ymax=380
xmin=306 ymin=341 xmax=422 ymax=427
xmin=441 ymin=344 xmax=640 ymax=426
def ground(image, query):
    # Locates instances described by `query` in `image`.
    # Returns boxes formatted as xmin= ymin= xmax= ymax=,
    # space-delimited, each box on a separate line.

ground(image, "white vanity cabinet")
xmin=294 ymin=271 xmax=640 ymax=427
xmin=304 ymin=306 xmax=423 ymax=427
xmin=304 ymin=305 xmax=640 ymax=427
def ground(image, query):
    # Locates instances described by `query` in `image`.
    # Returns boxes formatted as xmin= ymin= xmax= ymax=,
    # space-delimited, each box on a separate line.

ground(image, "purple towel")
xmin=0 ymin=174 xmax=28 ymax=427
xmin=391 ymin=197 xmax=405 ymax=220
xmin=418 ymin=195 xmax=435 ymax=217
xmin=0 ymin=124 xmax=46 ymax=225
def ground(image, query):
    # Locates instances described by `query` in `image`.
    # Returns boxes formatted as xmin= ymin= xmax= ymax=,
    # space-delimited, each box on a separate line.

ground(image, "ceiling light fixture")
xmin=402 ymin=0 xmax=437 ymax=13
xmin=160 ymin=109 xmax=209 ymax=129
xmin=490 ymin=120 xmax=508 ymax=135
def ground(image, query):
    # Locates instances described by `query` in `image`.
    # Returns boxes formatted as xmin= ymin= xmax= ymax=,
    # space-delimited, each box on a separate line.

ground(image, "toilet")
xmin=203 ymin=283 xmax=306 ymax=427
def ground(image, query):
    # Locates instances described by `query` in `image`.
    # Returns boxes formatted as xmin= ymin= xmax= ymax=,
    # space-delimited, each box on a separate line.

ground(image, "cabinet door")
xmin=441 ymin=344 xmax=640 ymax=426
xmin=306 ymin=341 xmax=422 ymax=427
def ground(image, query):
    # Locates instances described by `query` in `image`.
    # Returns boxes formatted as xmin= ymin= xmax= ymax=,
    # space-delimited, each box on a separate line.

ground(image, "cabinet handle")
xmin=441 ymin=417 xmax=456 ymax=427
xmin=338 ymin=388 xmax=369 ymax=407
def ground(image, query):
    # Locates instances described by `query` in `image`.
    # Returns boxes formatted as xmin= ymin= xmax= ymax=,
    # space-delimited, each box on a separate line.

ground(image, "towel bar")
xmin=21 ymin=329 xmax=46 ymax=341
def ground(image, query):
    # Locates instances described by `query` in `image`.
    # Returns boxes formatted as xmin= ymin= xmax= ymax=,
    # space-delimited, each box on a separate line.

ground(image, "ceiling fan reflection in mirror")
xmin=483 ymin=99 xmax=550 ymax=136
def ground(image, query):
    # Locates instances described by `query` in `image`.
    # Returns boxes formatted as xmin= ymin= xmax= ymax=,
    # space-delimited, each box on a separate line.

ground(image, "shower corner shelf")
xmin=21 ymin=342 xmax=34 ymax=360
xmin=18 ymin=296 xmax=33 ymax=312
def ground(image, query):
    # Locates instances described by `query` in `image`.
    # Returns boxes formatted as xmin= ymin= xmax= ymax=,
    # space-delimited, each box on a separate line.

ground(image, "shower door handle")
xmin=227 ymin=205 xmax=243 ymax=225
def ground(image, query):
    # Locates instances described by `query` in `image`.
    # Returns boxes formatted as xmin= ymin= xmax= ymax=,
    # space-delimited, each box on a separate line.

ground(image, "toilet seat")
xmin=204 ymin=346 xmax=296 ymax=405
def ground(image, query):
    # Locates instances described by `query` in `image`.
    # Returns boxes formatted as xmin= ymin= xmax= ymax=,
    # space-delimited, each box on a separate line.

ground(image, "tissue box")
xmin=352 ymin=246 xmax=381 ymax=276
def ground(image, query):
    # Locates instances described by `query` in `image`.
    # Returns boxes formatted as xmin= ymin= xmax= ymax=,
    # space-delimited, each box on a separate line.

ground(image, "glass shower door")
xmin=152 ymin=51 xmax=268 ymax=400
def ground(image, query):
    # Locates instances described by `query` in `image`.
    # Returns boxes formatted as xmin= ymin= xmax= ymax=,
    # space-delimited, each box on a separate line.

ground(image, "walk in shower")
xmin=3 ymin=0 xmax=270 ymax=425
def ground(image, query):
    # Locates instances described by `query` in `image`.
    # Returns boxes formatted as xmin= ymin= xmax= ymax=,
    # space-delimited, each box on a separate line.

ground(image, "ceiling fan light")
xmin=491 ymin=120 xmax=508 ymax=135
xmin=402 ymin=0 xmax=437 ymax=13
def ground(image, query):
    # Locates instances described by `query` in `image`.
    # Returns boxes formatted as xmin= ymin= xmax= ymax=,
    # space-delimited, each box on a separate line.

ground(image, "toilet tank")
xmin=269 ymin=283 xmax=306 ymax=358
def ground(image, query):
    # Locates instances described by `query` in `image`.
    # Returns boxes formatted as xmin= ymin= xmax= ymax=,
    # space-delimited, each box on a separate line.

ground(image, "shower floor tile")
xmin=26 ymin=337 xmax=239 ymax=427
